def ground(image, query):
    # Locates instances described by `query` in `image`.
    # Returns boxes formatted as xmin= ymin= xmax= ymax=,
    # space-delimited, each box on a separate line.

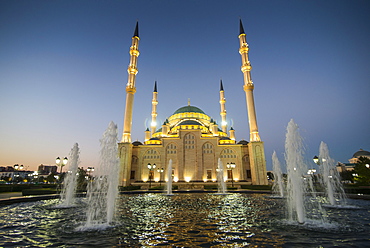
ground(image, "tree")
xmin=46 ymin=173 xmax=57 ymax=183
xmin=77 ymin=167 xmax=88 ymax=191
xmin=339 ymin=170 xmax=354 ymax=183
xmin=354 ymin=156 xmax=370 ymax=185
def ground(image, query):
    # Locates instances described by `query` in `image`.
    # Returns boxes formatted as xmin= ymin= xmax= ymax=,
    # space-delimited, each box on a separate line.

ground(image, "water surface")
xmin=1 ymin=193 xmax=369 ymax=247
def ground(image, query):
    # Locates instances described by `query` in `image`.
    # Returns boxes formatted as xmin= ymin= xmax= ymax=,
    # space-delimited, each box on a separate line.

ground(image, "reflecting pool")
xmin=1 ymin=193 xmax=369 ymax=247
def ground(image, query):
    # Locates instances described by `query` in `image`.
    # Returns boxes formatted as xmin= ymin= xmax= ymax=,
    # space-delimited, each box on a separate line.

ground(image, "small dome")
xmin=149 ymin=137 xmax=160 ymax=141
xmin=237 ymin=140 xmax=249 ymax=145
xmin=353 ymin=149 xmax=370 ymax=158
xmin=179 ymin=120 xmax=202 ymax=126
xmin=132 ymin=141 xmax=143 ymax=146
xmin=173 ymin=105 xmax=205 ymax=115
xmin=219 ymin=137 xmax=231 ymax=140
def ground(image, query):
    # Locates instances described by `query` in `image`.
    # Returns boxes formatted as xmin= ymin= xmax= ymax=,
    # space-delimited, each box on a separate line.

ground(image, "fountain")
xmin=57 ymin=143 xmax=80 ymax=207
xmin=319 ymin=141 xmax=348 ymax=207
xmin=284 ymin=119 xmax=328 ymax=225
xmin=165 ymin=159 xmax=174 ymax=195
xmin=77 ymin=121 xmax=120 ymax=230
xmin=285 ymin=119 xmax=306 ymax=223
xmin=272 ymin=151 xmax=284 ymax=198
xmin=1 ymin=119 xmax=369 ymax=246
xmin=216 ymin=158 xmax=227 ymax=194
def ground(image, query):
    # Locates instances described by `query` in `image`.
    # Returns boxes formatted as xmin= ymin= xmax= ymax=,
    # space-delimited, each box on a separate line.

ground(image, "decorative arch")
xmin=184 ymin=132 xmax=196 ymax=149
xmin=202 ymin=142 xmax=214 ymax=154
xmin=131 ymin=155 xmax=138 ymax=164
xmin=166 ymin=142 xmax=178 ymax=154
xmin=143 ymin=148 xmax=161 ymax=160
xmin=220 ymin=148 xmax=237 ymax=159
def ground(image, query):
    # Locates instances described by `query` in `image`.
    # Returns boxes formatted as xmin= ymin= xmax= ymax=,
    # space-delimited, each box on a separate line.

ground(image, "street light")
xmin=147 ymin=163 xmax=156 ymax=189
xmin=313 ymin=156 xmax=319 ymax=165
xmin=226 ymin=162 xmax=236 ymax=187
xmin=87 ymin=167 xmax=95 ymax=176
xmin=56 ymin=157 xmax=68 ymax=174
xmin=157 ymin=167 xmax=164 ymax=186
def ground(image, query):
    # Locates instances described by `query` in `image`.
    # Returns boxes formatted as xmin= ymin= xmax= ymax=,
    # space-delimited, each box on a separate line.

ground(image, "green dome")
xmin=173 ymin=105 xmax=205 ymax=115
xmin=353 ymin=149 xmax=370 ymax=158
xmin=179 ymin=120 xmax=202 ymax=125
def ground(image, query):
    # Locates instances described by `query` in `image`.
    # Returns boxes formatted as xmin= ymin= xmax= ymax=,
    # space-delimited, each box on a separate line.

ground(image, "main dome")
xmin=352 ymin=149 xmax=370 ymax=158
xmin=173 ymin=105 xmax=206 ymax=115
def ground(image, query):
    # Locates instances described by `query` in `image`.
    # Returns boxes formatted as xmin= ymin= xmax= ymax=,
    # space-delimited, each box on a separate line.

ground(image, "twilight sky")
xmin=1 ymin=0 xmax=369 ymax=172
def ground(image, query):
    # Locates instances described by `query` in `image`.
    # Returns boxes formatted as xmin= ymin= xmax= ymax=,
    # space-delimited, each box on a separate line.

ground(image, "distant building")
xmin=38 ymin=164 xmax=58 ymax=174
xmin=348 ymin=149 xmax=370 ymax=164
xmin=336 ymin=149 xmax=370 ymax=172
xmin=336 ymin=162 xmax=355 ymax=173
xmin=0 ymin=170 xmax=33 ymax=181
xmin=0 ymin=166 xmax=15 ymax=172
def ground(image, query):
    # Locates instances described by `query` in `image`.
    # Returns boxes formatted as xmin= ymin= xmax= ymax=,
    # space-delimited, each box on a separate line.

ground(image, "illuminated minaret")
xmin=121 ymin=22 xmax=140 ymax=143
xmin=238 ymin=19 xmax=267 ymax=185
xmin=150 ymin=81 xmax=158 ymax=136
xmin=219 ymin=79 xmax=227 ymax=133
xmin=238 ymin=19 xmax=261 ymax=142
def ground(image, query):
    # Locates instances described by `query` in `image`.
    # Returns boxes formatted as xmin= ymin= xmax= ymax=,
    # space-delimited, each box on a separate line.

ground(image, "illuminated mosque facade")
xmin=118 ymin=21 xmax=268 ymax=186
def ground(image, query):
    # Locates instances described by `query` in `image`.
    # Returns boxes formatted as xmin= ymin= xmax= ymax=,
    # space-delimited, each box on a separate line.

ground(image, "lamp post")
xmin=147 ymin=163 xmax=156 ymax=189
xmin=56 ymin=157 xmax=68 ymax=174
xmin=13 ymin=164 xmax=24 ymax=183
xmin=157 ymin=167 xmax=164 ymax=186
xmin=87 ymin=167 xmax=95 ymax=177
xmin=226 ymin=162 xmax=236 ymax=187
xmin=313 ymin=156 xmax=319 ymax=165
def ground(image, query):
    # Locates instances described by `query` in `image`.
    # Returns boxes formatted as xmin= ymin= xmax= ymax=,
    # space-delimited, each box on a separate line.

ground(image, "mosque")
xmin=118 ymin=21 xmax=268 ymax=187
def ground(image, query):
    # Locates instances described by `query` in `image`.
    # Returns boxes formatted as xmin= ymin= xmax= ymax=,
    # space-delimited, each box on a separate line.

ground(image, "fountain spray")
xmin=58 ymin=143 xmax=80 ymax=207
xmin=217 ymin=158 xmax=227 ymax=194
xmin=319 ymin=141 xmax=347 ymax=206
xmin=272 ymin=151 xmax=284 ymax=198
xmin=285 ymin=119 xmax=307 ymax=224
xmin=165 ymin=159 xmax=173 ymax=195
xmin=78 ymin=121 xmax=120 ymax=229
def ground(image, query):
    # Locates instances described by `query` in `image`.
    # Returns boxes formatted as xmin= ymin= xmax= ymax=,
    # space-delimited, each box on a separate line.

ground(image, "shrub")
xmin=240 ymin=185 xmax=272 ymax=190
xmin=22 ymin=188 xmax=57 ymax=196
xmin=119 ymin=185 xmax=141 ymax=191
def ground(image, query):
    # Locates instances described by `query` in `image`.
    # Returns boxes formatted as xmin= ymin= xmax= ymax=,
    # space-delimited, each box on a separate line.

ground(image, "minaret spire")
xmin=133 ymin=21 xmax=139 ymax=37
xmin=121 ymin=21 xmax=140 ymax=143
xmin=219 ymin=79 xmax=227 ymax=133
xmin=238 ymin=19 xmax=261 ymax=142
xmin=150 ymin=81 xmax=158 ymax=136
xmin=239 ymin=18 xmax=245 ymax=35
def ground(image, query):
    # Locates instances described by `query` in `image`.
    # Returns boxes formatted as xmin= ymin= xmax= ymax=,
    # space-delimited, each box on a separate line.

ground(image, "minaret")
xmin=119 ymin=22 xmax=140 ymax=187
xmin=121 ymin=22 xmax=140 ymax=143
xmin=150 ymin=81 xmax=158 ymax=136
xmin=219 ymin=79 xmax=227 ymax=133
xmin=145 ymin=128 xmax=150 ymax=142
xmin=238 ymin=19 xmax=268 ymax=185
xmin=238 ymin=19 xmax=261 ymax=142
xmin=229 ymin=127 xmax=235 ymax=140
